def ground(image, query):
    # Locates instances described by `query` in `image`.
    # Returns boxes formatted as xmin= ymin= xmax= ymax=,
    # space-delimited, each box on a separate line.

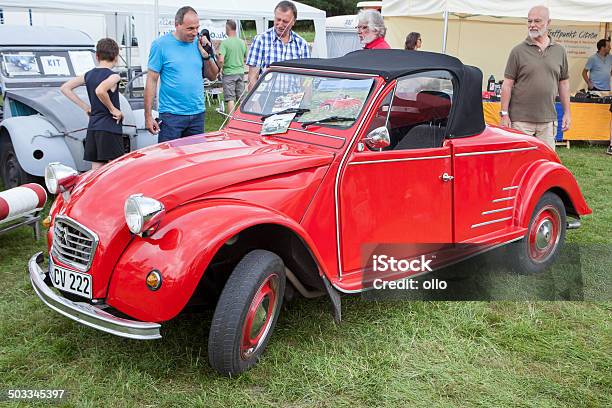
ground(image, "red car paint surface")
xmin=45 ymin=66 xmax=590 ymax=323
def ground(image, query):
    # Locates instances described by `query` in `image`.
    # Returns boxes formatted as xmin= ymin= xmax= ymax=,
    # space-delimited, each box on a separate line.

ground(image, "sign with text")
xmin=549 ymin=26 xmax=599 ymax=58
xmin=40 ymin=55 xmax=70 ymax=76
xmin=158 ymin=18 xmax=238 ymax=42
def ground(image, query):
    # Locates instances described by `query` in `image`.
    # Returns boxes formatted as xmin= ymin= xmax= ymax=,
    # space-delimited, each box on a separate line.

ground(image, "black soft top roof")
xmin=271 ymin=49 xmax=485 ymax=138
xmin=272 ymin=49 xmax=464 ymax=81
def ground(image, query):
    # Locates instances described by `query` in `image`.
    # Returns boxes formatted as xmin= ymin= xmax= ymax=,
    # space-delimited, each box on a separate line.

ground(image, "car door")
xmin=338 ymin=71 xmax=455 ymax=274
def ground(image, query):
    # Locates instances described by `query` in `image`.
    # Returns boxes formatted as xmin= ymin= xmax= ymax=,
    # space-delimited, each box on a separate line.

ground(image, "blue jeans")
xmin=158 ymin=112 xmax=205 ymax=142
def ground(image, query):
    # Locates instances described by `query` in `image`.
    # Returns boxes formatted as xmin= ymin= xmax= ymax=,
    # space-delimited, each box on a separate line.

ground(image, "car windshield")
xmin=242 ymin=71 xmax=374 ymax=128
xmin=0 ymin=50 xmax=96 ymax=78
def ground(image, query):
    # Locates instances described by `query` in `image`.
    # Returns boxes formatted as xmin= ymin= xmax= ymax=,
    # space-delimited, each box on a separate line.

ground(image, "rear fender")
xmin=107 ymin=199 xmax=328 ymax=322
xmin=1 ymin=116 xmax=76 ymax=176
xmin=515 ymin=160 xmax=591 ymax=228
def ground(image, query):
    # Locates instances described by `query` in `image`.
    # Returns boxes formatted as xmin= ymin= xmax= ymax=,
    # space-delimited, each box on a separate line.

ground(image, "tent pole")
xmin=126 ymin=16 xmax=132 ymax=79
xmin=442 ymin=10 xmax=449 ymax=54
xmin=154 ymin=0 xmax=159 ymax=38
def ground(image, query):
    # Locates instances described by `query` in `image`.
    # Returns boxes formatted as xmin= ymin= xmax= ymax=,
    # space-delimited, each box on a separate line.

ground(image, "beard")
xmin=528 ymin=28 xmax=546 ymax=39
xmin=360 ymin=32 xmax=377 ymax=46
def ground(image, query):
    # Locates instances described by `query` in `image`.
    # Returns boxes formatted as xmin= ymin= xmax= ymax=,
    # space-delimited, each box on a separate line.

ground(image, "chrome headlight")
xmin=45 ymin=162 xmax=78 ymax=194
xmin=124 ymin=194 xmax=165 ymax=236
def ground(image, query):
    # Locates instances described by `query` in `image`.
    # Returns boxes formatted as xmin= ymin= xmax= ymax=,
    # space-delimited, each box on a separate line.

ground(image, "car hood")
xmin=53 ymin=129 xmax=334 ymax=299
xmin=63 ymin=130 xmax=335 ymax=220
xmin=6 ymin=87 xmax=136 ymax=135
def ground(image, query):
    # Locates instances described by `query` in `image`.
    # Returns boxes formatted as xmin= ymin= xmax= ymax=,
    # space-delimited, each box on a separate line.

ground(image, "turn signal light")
xmin=146 ymin=270 xmax=162 ymax=291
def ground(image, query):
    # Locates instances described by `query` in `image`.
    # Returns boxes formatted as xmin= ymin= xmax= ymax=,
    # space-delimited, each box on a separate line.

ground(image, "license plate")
xmin=49 ymin=262 xmax=92 ymax=299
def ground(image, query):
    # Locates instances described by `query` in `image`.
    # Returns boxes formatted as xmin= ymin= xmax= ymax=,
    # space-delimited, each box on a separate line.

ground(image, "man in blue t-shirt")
xmin=582 ymin=38 xmax=611 ymax=91
xmin=144 ymin=6 xmax=219 ymax=142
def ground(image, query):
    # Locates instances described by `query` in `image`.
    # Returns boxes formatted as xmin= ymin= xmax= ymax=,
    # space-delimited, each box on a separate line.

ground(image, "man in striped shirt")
xmin=246 ymin=1 xmax=310 ymax=91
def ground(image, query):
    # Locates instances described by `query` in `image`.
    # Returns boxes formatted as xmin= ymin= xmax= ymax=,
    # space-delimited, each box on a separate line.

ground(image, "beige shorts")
xmin=511 ymin=121 xmax=557 ymax=150
xmin=222 ymin=74 xmax=245 ymax=102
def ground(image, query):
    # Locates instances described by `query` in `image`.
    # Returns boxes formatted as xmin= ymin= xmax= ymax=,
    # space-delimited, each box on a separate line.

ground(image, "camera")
xmin=199 ymin=29 xmax=214 ymax=55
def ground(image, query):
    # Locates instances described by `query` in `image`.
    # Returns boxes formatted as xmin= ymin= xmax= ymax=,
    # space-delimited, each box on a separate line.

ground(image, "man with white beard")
xmin=500 ymin=5 xmax=570 ymax=150
xmin=356 ymin=9 xmax=390 ymax=50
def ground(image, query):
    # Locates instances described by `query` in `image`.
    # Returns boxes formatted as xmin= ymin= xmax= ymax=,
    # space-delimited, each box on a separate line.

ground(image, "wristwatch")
xmin=500 ymin=110 xmax=509 ymax=117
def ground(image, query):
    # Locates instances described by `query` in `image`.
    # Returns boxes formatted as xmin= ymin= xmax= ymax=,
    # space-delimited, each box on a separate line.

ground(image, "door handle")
xmin=440 ymin=173 xmax=454 ymax=182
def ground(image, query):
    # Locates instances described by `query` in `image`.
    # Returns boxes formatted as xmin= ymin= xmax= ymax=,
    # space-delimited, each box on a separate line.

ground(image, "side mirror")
xmin=364 ymin=126 xmax=391 ymax=150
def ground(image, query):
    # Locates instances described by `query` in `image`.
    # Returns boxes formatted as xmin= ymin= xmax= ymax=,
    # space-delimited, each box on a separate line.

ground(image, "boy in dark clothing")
xmin=61 ymin=38 xmax=124 ymax=170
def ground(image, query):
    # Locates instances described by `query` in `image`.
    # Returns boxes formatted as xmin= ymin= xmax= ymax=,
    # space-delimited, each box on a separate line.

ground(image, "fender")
xmin=514 ymin=160 xmax=591 ymax=228
xmin=107 ymin=199 xmax=330 ymax=322
xmin=1 ymin=116 xmax=76 ymax=176
xmin=131 ymin=108 xmax=158 ymax=150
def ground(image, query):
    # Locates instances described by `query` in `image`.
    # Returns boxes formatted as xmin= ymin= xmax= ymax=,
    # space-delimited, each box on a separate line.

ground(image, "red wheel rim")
xmin=240 ymin=274 xmax=279 ymax=360
xmin=528 ymin=205 xmax=561 ymax=263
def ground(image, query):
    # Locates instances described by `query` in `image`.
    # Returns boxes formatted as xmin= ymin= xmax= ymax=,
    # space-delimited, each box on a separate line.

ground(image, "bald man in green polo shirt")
xmin=500 ymin=5 xmax=571 ymax=151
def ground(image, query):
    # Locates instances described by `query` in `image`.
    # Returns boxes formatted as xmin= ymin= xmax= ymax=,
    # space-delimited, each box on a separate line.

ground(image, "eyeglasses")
xmin=527 ymin=19 xmax=544 ymax=24
xmin=356 ymin=25 xmax=369 ymax=31
xmin=417 ymin=38 xmax=422 ymax=41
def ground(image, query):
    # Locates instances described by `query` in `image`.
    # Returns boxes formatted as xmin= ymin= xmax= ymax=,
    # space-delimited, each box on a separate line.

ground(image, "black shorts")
xmin=83 ymin=130 xmax=125 ymax=162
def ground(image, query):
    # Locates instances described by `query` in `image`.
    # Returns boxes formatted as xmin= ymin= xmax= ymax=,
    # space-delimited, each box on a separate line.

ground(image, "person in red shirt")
xmin=357 ymin=9 xmax=391 ymax=50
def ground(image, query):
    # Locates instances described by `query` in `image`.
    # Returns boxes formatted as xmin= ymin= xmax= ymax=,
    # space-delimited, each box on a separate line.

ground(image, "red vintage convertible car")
xmin=319 ymin=95 xmax=362 ymax=112
xmin=29 ymin=50 xmax=590 ymax=376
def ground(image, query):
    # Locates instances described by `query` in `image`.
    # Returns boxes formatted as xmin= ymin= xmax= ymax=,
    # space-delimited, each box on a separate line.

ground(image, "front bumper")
xmin=28 ymin=252 xmax=161 ymax=340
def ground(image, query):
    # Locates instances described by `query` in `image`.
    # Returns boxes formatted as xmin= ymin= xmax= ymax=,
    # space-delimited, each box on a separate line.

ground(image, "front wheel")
xmin=1 ymin=136 xmax=36 ymax=189
xmin=508 ymin=192 xmax=566 ymax=274
xmin=208 ymin=250 xmax=286 ymax=376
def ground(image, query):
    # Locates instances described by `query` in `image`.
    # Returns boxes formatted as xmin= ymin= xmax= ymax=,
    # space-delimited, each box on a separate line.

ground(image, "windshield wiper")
xmin=260 ymin=108 xmax=311 ymax=121
xmin=301 ymin=116 xmax=357 ymax=128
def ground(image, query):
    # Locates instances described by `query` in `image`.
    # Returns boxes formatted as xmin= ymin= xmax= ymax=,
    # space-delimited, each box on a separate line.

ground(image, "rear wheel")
xmin=1 ymin=135 xmax=36 ymax=189
xmin=208 ymin=250 xmax=285 ymax=376
xmin=508 ymin=192 xmax=566 ymax=274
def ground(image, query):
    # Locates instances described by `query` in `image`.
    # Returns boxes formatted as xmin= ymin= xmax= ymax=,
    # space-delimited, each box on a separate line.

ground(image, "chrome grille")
xmin=51 ymin=217 xmax=98 ymax=271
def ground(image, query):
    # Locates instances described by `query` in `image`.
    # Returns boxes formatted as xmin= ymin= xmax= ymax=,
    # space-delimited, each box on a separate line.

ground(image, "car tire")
xmin=508 ymin=192 xmax=566 ymax=274
xmin=208 ymin=249 xmax=286 ymax=376
xmin=0 ymin=135 xmax=36 ymax=189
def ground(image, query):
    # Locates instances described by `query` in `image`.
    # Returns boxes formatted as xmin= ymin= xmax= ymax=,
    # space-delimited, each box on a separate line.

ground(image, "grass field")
xmin=0 ymin=128 xmax=610 ymax=406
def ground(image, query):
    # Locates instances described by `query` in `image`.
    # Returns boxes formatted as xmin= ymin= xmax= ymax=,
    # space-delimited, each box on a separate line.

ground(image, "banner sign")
xmin=549 ymin=26 xmax=599 ymax=58
xmin=158 ymin=18 xmax=238 ymax=42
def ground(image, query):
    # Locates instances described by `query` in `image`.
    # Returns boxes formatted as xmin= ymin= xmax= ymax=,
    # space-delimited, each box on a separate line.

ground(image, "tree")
xmin=298 ymin=0 xmax=357 ymax=17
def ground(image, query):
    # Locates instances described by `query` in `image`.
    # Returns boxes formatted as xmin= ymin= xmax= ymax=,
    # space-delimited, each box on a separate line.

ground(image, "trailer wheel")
xmin=1 ymin=135 xmax=36 ymax=189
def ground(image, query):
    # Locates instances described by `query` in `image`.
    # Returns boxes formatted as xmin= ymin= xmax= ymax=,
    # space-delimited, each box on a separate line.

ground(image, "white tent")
xmin=381 ymin=0 xmax=611 ymax=91
xmin=0 ymin=0 xmax=327 ymax=67
xmin=383 ymin=0 xmax=611 ymax=52
xmin=382 ymin=0 xmax=612 ymax=22
xmin=325 ymin=15 xmax=360 ymax=58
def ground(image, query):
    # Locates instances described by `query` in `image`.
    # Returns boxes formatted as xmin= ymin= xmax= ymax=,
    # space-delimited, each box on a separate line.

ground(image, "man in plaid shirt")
xmin=246 ymin=1 xmax=310 ymax=91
